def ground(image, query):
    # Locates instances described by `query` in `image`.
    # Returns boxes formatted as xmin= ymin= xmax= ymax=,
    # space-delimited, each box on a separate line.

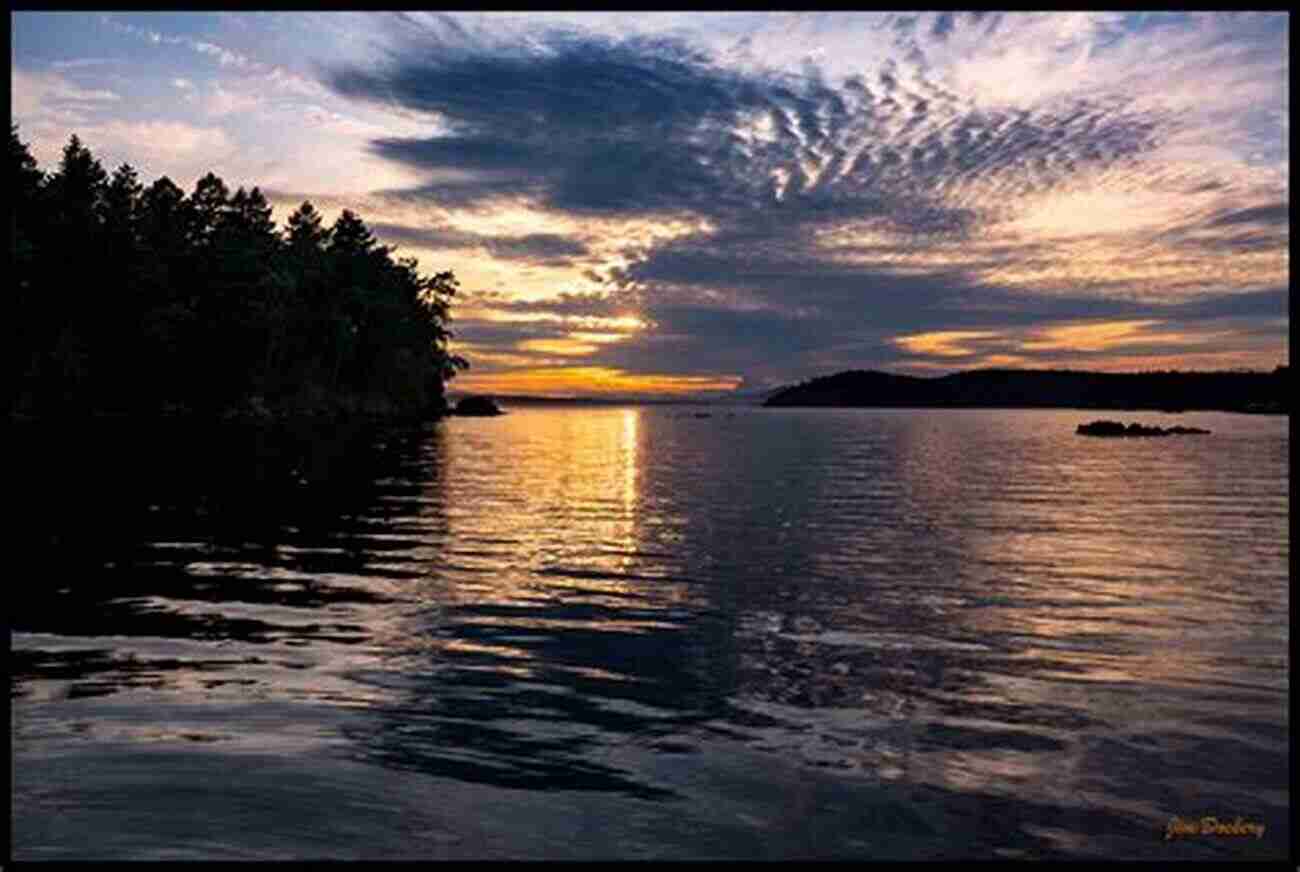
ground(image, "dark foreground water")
xmin=11 ymin=407 xmax=1289 ymax=860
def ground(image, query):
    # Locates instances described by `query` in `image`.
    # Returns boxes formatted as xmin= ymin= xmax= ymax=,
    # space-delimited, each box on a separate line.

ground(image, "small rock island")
xmin=1076 ymin=420 xmax=1210 ymax=437
xmin=454 ymin=396 xmax=503 ymax=416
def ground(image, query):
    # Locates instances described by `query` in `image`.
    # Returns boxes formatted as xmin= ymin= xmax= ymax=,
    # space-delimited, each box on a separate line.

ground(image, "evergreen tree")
xmin=286 ymin=200 xmax=329 ymax=253
xmin=10 ymin=123 xmax=43 ymax=205
xmin=137 ymin=176 xmax=193 ymax=405
xmin=187 ymin=171 xmax=229 ymax=249
xmin=11 ymin=126 xmax=45 ymax=410
xmin=99 ymin=164 xmax=145 ymax=402
xmin=47 ymin=134 xmax=107 ymax=233
xmin=40 ymin=135 xmax=110 ymax=405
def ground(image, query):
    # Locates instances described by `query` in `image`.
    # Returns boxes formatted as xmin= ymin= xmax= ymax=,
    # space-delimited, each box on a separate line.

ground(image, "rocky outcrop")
xmin=454 ymin=396 xmax=503 ymax=416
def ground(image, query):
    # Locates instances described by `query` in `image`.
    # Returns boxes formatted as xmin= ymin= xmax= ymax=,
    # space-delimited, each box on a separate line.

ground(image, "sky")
xmin=11 ymin=12 xmax=1290 ymax=397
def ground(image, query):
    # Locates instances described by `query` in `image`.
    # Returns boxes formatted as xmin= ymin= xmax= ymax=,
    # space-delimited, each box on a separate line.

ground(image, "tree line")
xmin=11 ymin=125 xmax=468 ymax=418
xmin=764 ymin=366 xmax=1290 ymax=412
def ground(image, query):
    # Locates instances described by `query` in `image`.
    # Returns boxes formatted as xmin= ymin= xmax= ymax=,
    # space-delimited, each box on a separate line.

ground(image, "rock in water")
xmin=1076 ymin=420 xmax=1209 ymax=437
xmin=1076 ymin=420 xmax=1127 ymax=436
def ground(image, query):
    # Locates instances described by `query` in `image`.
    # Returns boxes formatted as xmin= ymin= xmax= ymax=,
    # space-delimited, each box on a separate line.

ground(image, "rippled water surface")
xmin=11 ymin=406 xmax=1289 ymax=859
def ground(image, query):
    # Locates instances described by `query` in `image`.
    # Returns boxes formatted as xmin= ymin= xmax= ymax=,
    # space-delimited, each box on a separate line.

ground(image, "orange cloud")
xmin=515 ymin=338 xmax=601 ymax=356
xmin=893 ymin=330 xmax=1002 ymax=357
xmin=462 ymin=310 xmax=647 ymax=332
xmin=567 ymin=331 xmax=630 ymax=344
xmin=1018 ymin=319 xmax=1181 ymax=352
xmin=889 ymin=318 xmax=1278 ymax=373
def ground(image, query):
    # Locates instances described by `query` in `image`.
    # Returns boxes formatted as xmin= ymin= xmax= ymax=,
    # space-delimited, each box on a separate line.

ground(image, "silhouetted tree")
xmin=11 ymin=126 xmax=45 ymax=410
xmin=278 ymin=201 xmax=332 ymax=394
xmin=136 ymin=175 xmax=195 ymax=405
xmin=10 ymin=124 xmax=43 ymax=205
xmin=187 ymin=171 xmax=229 ymax=248
xmin=37 ymin=135 xmax=110 ymax=405
xmin=98 ymin=163 xmax=146 ymax=400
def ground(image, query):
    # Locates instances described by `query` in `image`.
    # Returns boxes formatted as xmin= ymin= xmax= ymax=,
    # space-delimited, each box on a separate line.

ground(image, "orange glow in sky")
xmin=452 ymin=366 xmax=743 ymax=397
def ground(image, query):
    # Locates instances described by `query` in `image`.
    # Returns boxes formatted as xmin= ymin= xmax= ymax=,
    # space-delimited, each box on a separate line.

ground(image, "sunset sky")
xmin=12 ymin=12 xmax=1289 ymax=397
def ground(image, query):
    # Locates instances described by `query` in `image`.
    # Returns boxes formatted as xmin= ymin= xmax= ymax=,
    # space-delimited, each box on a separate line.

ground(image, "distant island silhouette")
xmin=764 ymin=367 xmax=1289 ymax=413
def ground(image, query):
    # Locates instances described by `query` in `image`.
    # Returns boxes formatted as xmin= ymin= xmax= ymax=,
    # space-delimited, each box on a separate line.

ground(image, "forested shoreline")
xmin=11 ymin=126 xmax=467 ymax=420
xmin=764 ymin=367 xmax=1291 ymax=412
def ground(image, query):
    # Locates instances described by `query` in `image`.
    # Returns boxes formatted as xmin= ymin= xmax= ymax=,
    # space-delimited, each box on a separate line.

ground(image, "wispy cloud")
xmin=190 ymin=39 xmax=256 ymax=70
xmin=13 ymin=68 xmax=120 ymax=110
xmin=97 ymin=119 xmax=234 ymax=158
xmin=50 ymin=57 xmax=118 ymax=70
xmin=103 ymin=14 xmax=332 ymax=101
xmin=105 ymin=16 xmax=257 ymax=70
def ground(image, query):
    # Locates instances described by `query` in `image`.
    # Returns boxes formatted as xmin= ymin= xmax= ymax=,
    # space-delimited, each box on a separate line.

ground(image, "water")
xmin=10 ymin=406 xmax=1289 ymax=859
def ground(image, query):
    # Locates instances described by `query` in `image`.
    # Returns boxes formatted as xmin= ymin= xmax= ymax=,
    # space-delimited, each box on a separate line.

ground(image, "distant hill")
xmin=763 ymin=367 xmax=1290 ymax=413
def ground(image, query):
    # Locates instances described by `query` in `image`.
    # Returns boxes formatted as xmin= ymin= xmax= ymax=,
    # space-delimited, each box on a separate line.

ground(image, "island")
xmin=763 ymin=367 xmax=1289 ymax=413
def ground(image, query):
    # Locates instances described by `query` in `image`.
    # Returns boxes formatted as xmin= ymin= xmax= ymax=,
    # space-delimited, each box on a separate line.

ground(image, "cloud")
xmin=486 ymin=233 xmax=588 ymax=261
xmin=94 ymin=120 xmax=236 ymax=162
xmin=516 ymin=338 xmax=601 ymax=356
xmin=894 ymin=330 xmax=1002 ymax=357
xmin=1204 ymin=202 xmax=1289 ymax=228
xmin=369 ymin=221 xmax=483 ymax=251
xmin=468 ymin=291 xmax=635 ymax=320
xmin=106 ymin=17 xmax=258 ymax=71
xmin=319 ymin=14 xmax=1289 ymax=389
xmin=13 ymin=67 xmax=130 ymax=164
xmin=102 ymin=14 xmax=333 ymax=104
xmin=884 ymin=316 xmax=1285 ymax=373
xmin=12 ymin=68 xmax=121 ymax=113
xmin=15 ymin=114 xmax=238 ymax=181
xmin=192 ymin=40 xmax=255 ymax=70
xmin=370 ymin=221 xmax=589 ymax=264
xmin=205 ymin=82 xmax=263 ymax=117
xmin=50 ymin=57 xmax=118 ymax=70
xmin=333 ymin=23 xmax=1173 ymax=230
